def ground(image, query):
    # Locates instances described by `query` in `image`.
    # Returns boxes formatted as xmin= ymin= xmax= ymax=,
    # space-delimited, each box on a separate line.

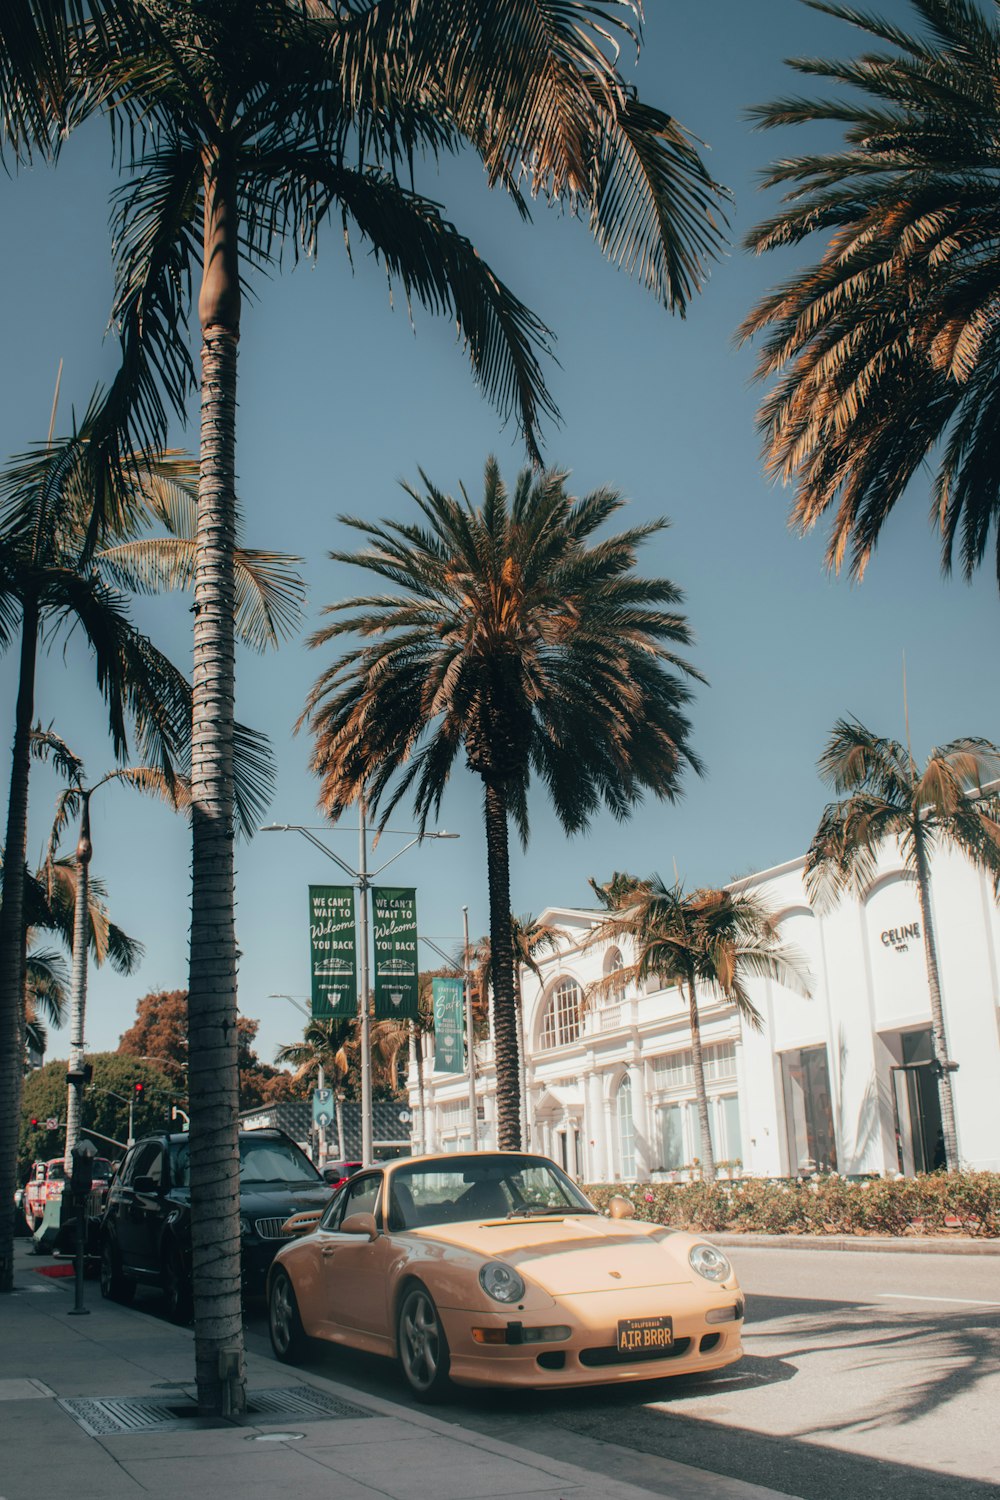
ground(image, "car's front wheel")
xmin=100 ymin=1238 xmax=135 ymax=1304
xmin=396 ymin=1283 xmax=451 ymax=1402
xmin=269 ymin=1269 xmax=308 ymax=1364
xmin=161 ymin=1242 xmax=192 ymax=1325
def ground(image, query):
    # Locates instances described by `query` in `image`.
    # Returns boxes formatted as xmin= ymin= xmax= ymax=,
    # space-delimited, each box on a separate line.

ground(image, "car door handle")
xmin=321 ymin=1245 xmax=337 ymax=1258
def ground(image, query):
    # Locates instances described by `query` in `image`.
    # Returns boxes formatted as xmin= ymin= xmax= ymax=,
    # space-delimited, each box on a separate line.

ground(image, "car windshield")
xmin=388 ymin=1155 xmax=597 ymax=1230
xmin=92 ymin=1160 xmax=112 ymax=1181
xmin=47 ymin=1162 xmax=66 ymax=1181
xmin=170 ymin=1136 xmax=321 ymax=1188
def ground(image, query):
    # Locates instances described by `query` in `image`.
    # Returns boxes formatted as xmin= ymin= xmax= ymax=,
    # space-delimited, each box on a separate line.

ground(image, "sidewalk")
xmin=1 ymin=1240 xmax=790 ymax=1500
xmin=707 ymin=1232 xmax=1000 ymax=1255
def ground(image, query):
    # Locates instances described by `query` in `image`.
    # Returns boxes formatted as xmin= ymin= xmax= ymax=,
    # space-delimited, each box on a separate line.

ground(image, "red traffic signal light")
xmin=133 ymin=1081 xmax=145 ymax=1097
xmin=29 ymin=1117 xmax=39 ymax=1127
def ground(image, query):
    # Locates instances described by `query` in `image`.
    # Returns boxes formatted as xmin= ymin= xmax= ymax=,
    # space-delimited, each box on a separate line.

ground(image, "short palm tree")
xmin=302 ymin=459 xmax=704 ymax=1150
xmin=806 ymin=718 xmax=1000 ymax=1171
xmin=44 ymin=736 xmax=190 ymax=1164
xmin=276 ymin=1016 xmax=408 ymax=1099
xmin=589 ymin=873 xmax=810 ymax=1179
xmin=740 ymin=0 xmax=1000 ymax=583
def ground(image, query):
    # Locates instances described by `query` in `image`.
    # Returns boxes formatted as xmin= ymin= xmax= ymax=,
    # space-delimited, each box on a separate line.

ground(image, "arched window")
xmin=602 ymin=946 xmax=625 ymax=999
xmin=539 ymin=978 xmax=582 ymax=1049
xmin=616 ymin=1072 xmax=635 ymax=1179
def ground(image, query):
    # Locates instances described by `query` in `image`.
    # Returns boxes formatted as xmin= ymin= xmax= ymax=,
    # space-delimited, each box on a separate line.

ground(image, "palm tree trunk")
xmin=913 ymin=824 xmax=959 ymax=1171
xmin=63 ymin=796 xmax=92 ymax=1169
xmin=0 ymin=601 xmax=39 ymax=1292
xmin=187 ymin=151 xmax=246 ymax=1417
xmin=687 ymin=979 xmax=716 ymax=1180
xmin=483 ymin=780 xmax=520 ymax=1149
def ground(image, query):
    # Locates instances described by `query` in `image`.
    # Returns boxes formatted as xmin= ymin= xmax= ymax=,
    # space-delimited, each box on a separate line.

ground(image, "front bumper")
xmin=439 ymin=1282 xmax=744 ymax=1389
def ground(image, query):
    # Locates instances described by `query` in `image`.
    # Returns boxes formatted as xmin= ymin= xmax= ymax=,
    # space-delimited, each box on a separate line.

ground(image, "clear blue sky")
xmin=3 ymin=0 xmax=997 ymax=1068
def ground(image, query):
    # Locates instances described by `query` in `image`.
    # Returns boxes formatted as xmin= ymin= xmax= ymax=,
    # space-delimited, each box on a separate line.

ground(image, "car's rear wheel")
xmin=396 ymin=1283 xmax=450 ymax=1402
xmin=100 ymin=1238 xmax=136 ymax=1304
xmin=161 ymin=1242 xmax=192 ymax=1325
xmin=269 ymin=1269 xmax=308 ymax=1364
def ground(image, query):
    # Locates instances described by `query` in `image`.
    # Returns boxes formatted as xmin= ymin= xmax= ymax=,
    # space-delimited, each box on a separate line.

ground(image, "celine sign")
xmin=880 ymin=921 xmax=921 ymax=953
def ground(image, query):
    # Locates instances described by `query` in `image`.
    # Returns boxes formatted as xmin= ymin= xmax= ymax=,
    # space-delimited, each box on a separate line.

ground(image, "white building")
xmin=408 ymin=840 xmax=1000 ymax=1179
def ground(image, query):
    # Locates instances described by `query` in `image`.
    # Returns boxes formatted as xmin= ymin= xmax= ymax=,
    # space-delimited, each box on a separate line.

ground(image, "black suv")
xmin=98 ymin=1129 xmax=330 ymax=1321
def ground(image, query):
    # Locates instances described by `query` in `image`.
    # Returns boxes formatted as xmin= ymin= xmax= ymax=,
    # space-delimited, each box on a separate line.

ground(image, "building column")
xmin=586 ymin=1072 xmax=606 ymax=1182
xmin=629 ymin=1061 xmax=650 ymax=1181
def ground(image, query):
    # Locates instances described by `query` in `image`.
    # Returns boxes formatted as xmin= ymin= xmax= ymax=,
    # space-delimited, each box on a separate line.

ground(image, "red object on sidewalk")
xmin=35 ymin=1263 xmax=75 ymax=1278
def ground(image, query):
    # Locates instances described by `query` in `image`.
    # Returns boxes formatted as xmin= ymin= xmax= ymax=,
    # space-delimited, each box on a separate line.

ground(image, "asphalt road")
xmin=240 ymin=1245 xmax=1000 ymax=1500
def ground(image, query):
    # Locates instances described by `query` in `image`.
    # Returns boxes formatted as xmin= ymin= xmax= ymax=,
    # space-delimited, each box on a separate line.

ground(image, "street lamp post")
xmin=263 ymin=814 xmax=458 ymax=1166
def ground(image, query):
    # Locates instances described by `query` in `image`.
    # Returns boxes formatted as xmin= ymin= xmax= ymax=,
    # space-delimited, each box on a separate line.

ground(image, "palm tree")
xmin=14 ymin=1 xmax=725 ymax=1410
xmin=588 ymin=873 xmax=810 ymax=1179
xmin=740 ymin=0 xmax=1000 ymax=583
xmin=0 ymin=432 xmax=191 ymax=1294
xmin=466 ymin=913 xmax=560 ymax=1145
xmin=806 ymin=717 xmax=1000 ymax=1171
xmin=43 ymin=736 xmax=190 ymax=1164
xmin=301 ymin=459 xmax=703 ymax=1151
xmin=276 ymin=1015 xmax=408 ymax=1100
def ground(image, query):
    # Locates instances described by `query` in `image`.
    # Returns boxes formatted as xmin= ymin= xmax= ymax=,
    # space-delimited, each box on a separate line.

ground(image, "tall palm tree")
xmin=588 ymin=873 xmax=810 ymax=1179
xmin=0 ymin=433 xmax=191 ymax=1294
xmin=806 ymin=717 xmax=1000 ymax=1171
xmin=12 ymin=1 xmax=726 ymax=1411
xmin=301 ymin=458 xmax=703 ymax=1151
xmin=740 ymin=0 xmax=1000 ymax=583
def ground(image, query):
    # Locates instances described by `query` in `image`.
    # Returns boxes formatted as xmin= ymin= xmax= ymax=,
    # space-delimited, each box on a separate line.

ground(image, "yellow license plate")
xmin=616 ymin=1316 xmax=673 ymax=1353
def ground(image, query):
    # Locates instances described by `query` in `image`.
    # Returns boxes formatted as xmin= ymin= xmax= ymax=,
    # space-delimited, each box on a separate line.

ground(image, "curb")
xmin=707 ymin=1232 xmax=1000 ymax=1255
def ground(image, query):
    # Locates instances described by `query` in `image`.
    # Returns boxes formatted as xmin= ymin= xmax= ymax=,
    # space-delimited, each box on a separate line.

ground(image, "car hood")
xmin=237 ymin=1182 xmax=330 ymax=1217
xmin=410 ymin=1215 xmax=696 ymax=1295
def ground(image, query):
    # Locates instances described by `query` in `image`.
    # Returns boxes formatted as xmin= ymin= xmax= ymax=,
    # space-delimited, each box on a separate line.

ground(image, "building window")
xmin=616 ymin=1073 xmax=635 ymax=1179
xmin=602 ymin=947 xmax=625 ymax=999
xmin=539 ymin=978 xmax=582 ymax=1049
xmin=781 ymin=1045 xmax=838 ymax=1173
xmin=651 ymin=1041 xmax=736 ymax=1090
xmin=658 ymin=1103 xmax=685 ymax=1171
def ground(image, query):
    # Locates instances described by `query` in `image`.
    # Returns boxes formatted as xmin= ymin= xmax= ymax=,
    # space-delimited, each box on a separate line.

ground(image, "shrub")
xmin=584 ymin=1172 xmax=1000 ymax=1238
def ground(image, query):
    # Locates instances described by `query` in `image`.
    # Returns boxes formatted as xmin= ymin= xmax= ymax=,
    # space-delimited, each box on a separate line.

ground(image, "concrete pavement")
xmin=0 ymin=1239 xmax=792 ymax=1500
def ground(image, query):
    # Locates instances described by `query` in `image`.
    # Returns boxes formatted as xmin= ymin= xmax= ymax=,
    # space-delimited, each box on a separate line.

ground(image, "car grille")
xmin=579 ymin=1337 xmax=692 ymax=1368
xmin=254 ymin=1216 xmax=297 ymax=1240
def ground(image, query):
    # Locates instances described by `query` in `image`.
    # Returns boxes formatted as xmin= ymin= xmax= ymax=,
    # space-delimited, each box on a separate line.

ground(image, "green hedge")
xmin=583 ymin=1173 xmax=1000 ymax=1238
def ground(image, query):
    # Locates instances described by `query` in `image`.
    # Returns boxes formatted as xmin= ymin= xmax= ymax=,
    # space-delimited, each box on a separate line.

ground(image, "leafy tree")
xmin=19 ymin=1052 xmax=175 ymax=1181
xmin=302 ymin=459 xmax=703 ymax=1150
xmin=117 ymin=991 xmax=296 ymax=1108
xmin=741 ymin=0 xmax=1000 ymax=584
xmin=806 ymin=718 xmax=1000 ymax=1171
xmin=589 ymin=873 xmax=810 ymax=1179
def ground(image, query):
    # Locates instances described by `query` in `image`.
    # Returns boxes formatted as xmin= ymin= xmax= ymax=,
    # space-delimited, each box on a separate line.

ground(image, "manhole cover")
xmin=59 ymin=1387 xmax=373 ymax=1436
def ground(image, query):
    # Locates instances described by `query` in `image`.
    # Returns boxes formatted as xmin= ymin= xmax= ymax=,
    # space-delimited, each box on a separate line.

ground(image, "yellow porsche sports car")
xmin=267 ymin=1152 xmax=744 ymax=1400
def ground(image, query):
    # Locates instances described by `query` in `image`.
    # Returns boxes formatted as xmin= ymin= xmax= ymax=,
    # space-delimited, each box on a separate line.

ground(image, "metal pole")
xmin=64 ymin=797 xmax=92 ymax=1170
xmin=463 ymin=906 xmax=478 ymax=1151
xmin=127 ymin=1096 xmax=134 ymax=1148
xmin=358 ymin=801 xmax=374 ymax=1166
xmin=316 ymin=1063 xmax=328 ymax=1169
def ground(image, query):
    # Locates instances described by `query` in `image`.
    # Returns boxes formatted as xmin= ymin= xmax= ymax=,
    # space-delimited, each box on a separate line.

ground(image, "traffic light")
xmin=133 ymin=1080 xmax=145 ymax=1098
xmin=29 ymin=1117 xmax=39 ymax=1127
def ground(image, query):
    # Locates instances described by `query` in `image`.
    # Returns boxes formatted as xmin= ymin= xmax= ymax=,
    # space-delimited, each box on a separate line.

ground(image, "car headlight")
xmin=689 ymin=1242 xmax=732 ymax=1283
xmin=239 ymin=1215 xmax=254 ymax=1239
xmin=479 ymin=1261 xmax=526 ymax=1304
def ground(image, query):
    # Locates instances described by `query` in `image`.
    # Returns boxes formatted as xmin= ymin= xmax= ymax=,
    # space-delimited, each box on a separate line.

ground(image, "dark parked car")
xmin=321 ymin=1159 xmax=363 ymax=1190
xmin=98 ymin=1129 xmax=330 ymax=1321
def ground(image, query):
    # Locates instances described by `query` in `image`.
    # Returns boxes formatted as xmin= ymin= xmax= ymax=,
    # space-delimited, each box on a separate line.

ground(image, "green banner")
xmin=372 ymin=887 xmax=419 ymax=1019
xmin=308 ymin=886 xmax=357 ymax=1019
xmin=432 ymin=977 xmax=465 ymax=1073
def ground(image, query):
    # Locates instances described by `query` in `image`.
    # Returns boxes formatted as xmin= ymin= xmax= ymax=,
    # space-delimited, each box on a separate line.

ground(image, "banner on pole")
xmin=431 ymin=977 xmax=465 ymax=1073
xmin=308 ymin=886 xmax=357 ymax=1019
xmin=372 ymin=887 xmax=419 ymax=1019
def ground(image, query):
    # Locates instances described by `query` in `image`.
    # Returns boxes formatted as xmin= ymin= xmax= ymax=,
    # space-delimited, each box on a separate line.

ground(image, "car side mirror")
xmin=132 ymin=1174 xmax=162 ymax=1194
xmin=341 ymin=1211 xmax=379 ymax=1241
xmin=608 ymin=1195 xmax=635 ymax=1220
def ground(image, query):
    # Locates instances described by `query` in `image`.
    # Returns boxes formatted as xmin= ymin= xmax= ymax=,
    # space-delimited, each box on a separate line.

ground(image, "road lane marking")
xmin=878 ymin=1293 xmax=1000 ymax=1307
